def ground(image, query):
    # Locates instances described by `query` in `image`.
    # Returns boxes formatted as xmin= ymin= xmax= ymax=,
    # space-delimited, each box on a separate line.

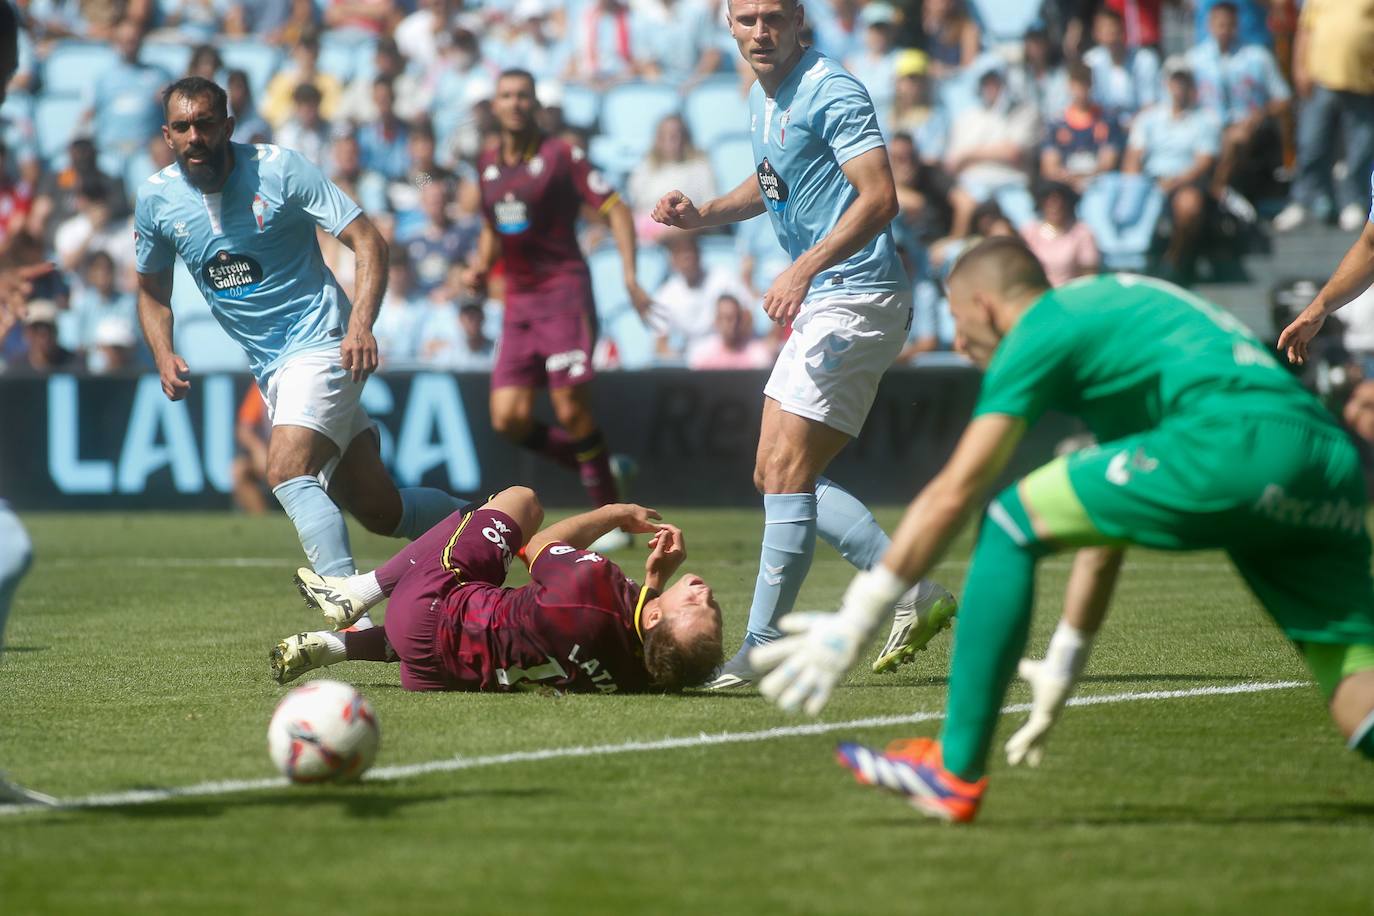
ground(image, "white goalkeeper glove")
xmin=751 ymin=566 xmax=908 ymax=716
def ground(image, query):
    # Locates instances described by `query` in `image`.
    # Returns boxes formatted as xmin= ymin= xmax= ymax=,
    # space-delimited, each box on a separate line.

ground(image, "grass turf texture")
xmin=3 ymin=510 xmax=1373 ymax=915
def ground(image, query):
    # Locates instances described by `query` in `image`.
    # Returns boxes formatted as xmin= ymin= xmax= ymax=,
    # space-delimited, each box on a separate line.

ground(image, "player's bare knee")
xmin=491 ymin=410 xmax=532 ymax=442
xmin=491 ymin=486 xmax=543 ymax=536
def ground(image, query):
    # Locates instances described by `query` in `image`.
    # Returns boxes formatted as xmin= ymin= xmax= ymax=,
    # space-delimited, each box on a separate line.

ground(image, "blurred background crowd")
xmin=0 ymin=0 xmax=1365 ymax=380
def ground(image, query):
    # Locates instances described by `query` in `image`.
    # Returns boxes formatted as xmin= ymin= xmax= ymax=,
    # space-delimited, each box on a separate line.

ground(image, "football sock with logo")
xmin=939 ymin=490 xmax=1041 ymax=781
xmin=574 ymin=430 xmax=619 ymax=507
xmin=743 ymin=492 xmax=819 ymax=643
xmin=519 ymin=422 xmax=579 ymax=470
xmin=814 ymin=476 xmax=890 ymax=570
xmin=273 ymin=475 xmax=355 ymax=577
xmin=0 ymin=508 xmax=33 ymax=655
xmin=343 ymin=627 xmax=395 ymax=662
xmin=375 ymin=507 xmax=471 ymax=591
xmin=393 ymin=488 xmax=474 ymax=541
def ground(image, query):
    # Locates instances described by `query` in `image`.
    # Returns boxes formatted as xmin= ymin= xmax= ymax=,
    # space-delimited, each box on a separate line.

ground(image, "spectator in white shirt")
xmin=1082 ymin=8 xmax=1161 ymax=124
xmin=628 ymin=115 xmax=716 ymax=242
xmin=650 ymin=232 xmax=750 ymax=361
xmin=943 ymin=66 xmax=1039 ymax=237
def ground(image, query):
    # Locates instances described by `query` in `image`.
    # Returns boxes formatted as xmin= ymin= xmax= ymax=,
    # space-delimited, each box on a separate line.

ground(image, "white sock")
xmin=344 ymin=571 xmax=385 ymax=608
xmin=1044 ymin=620 xmax=1094 ymax=682
xmin=317 ymin=630 xmax=347 ymax=665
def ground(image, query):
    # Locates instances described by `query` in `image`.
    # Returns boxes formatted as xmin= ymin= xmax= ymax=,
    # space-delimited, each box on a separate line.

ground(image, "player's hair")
xmin=1067 ymin=61 xmax=1092 ymax=86
xmin=947 ymin=236 xmax=1051 ymax=300
xmin=162 ymin=76 xmax=229 ymax=120
xmin=1094 ymin=8 xmax=1124 ymax=27
xmin=643 ymin=615 xmax=724 ymax=692
xmin=497 ymin=68 xmax=538 ymax=92
xmin=1210 ymin=1 xmax=1239 ymax=16
xmin=647 ymin=114 xmax=702 ymax=169
xmin=292 ymin=82 xmax=323 ymax=106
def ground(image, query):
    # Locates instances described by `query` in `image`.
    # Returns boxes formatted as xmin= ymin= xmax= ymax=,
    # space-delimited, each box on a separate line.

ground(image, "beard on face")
xmin=177 ymin=138 xmax=231 ymax=191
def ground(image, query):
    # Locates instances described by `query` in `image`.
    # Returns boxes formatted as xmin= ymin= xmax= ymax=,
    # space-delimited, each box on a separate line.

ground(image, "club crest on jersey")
xmin=528 ymin=155 xmax=544 ymax=177
xmin=251 ymin=194 xmax=266 ymax=231
xmin=757 ymin=158 xmax=789 ymax=213
xmin=202 ymin=250 xmax=265 ymax=300
xmin=494 ymin=193 xmax=530 ymax=234
xmin=779 ymin=109 xmax=790 ymax=147
xmin=482 ymin=164 xmax=500 ymax=182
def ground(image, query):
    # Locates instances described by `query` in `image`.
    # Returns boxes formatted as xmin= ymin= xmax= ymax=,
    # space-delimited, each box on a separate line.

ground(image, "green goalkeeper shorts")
xmin=1018 ymin=410 xmax=1374 ymax=646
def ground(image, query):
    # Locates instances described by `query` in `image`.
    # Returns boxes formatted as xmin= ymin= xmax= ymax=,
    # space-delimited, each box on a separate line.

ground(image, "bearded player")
xmin=652 ymin=0 xmax=954 ymax=688
xmin=270 ymin=488 xmax=723 ymax=693
xmin=463 ymin=70 xmax=651 ymax=554
xmin=754 ymin=239 xmax=1374 ymax=823
xmin=135 ymin=78 xmax=471 ymax=629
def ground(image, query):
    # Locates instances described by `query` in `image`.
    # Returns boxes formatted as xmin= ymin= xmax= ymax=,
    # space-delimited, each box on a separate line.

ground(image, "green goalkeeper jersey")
xmin=973 ymin=274 xmax=1333 ymax=441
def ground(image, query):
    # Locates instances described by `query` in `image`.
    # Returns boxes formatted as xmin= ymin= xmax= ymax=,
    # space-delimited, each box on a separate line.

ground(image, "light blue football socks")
xmin=272 ymin=475 xmax=355 ymax=577
xmin=744 ymin=492 xmax=818 ymax=643
xmin=815 ymin=476 xmax=890 ymax=571
xmin=393 ymin=487 xmax=470 ymax=541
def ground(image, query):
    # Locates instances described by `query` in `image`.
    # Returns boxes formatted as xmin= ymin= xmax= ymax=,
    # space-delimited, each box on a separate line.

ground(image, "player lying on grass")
xmin=270 ymin=487 xmax=724 ymax=693
xmin=753 ymin=238 xmax=1374 ymax=823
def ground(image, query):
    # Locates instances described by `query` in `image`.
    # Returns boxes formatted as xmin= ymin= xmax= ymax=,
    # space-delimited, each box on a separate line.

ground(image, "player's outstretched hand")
xmin=651 ymin=190 xmax=704 ymax=230
xmin=1277 ymin=302 xmax=1327 ymax=365
xmin=645 ymin=524 xmax=685 ymax=581
xmin=617 ymin=504 xmax=664 ymax=534
xmin=752 ymin=611 xmax=869 ymax=715
xmin=762 ymin=262 xmax=812 ymax=326
xmin=158 ymin=354 xmax=192 ymax=401
xmin=341 ymin=328 xmax=379 ymax=382
xmin=1004 ymin=658 xmax=1076 ymax=767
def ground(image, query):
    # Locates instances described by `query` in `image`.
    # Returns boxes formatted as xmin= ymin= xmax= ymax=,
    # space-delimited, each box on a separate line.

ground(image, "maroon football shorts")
xmin=491 ymin=282 xmax=599 ymax=391
xmin=383 ymin=507 xmax=523 ymax=691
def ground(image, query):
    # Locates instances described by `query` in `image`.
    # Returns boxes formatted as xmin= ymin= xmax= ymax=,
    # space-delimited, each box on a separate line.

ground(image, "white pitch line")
xmin=0 ymin=680 xmax=1306 ymax=817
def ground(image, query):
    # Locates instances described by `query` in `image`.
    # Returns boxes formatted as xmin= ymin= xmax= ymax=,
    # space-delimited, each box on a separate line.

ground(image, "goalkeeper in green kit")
xmin=751 ymin=237 xmax=1374 ymax=823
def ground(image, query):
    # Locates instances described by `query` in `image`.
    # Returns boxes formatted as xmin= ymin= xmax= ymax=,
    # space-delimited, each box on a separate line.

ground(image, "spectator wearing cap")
xmin=1273 ymin=0 xmax=1374 ymax=234
xmin=889 ymin=51 xmax=947 ymax=164
xmin=1082 ymin=8 xmax=1161 ymax=124
xmin=639 ymin=0 xmax=721 ymax=89
xmin=356 ymin=77 xmax=412 ymax=181
xmin=261 ymin=31 xmax=343 ymax=128
xmin=688 ymin=294 xmax=774 ymax=370
xmin=87 ymin=316 xmax=140 ymax=374
xmin=943 ymin=65 xmax=1040 ymax=238
xmin=227 ymin=69 xmax=272 ymax=145
xmin=274 ymin=82 xmax=333 ymax=167
xmin=495 ymin=0 xmax=573 ymax=85
xmin=1123 ymin=60 xmax=1221 ymax=280
xmin=60 ymin=249 xmax=137 ymax=355
xmin=1020 ymin=182 xmax=1099 ymax=287
xmin=81 ymin=20 xmax=170 ymax=162
xmin=7 ymin=300 xmax=76 ymax=375
xmin=649 ymin=232 xmax=751 ymax=362
xmin=564 ymin=0 xmax=649 ymax=88
xmin=1185 ymin=1 xmax=1290 ymax=216
xmin=918 ymin=0 xmax=980 ymax=81
xmin=1040 ymin=63 xmax=1124 ymax=193
xmin=845 ymin=3 xmax=901 ymax=133
xmin=628 ymin=115 xmax=715 ymax=242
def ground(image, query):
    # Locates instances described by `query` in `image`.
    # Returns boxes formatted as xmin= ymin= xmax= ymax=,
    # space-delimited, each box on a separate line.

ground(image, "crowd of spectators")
xmin=0 ymin=0 xmax=1366 ymax=376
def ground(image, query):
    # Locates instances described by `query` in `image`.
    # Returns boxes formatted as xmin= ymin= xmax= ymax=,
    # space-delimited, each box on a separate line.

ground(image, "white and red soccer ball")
xmin=267 ymin=680 xmax=380 ymax=784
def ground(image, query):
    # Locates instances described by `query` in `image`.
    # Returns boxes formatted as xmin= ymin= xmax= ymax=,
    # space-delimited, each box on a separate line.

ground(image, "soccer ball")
xmin=267 ymin=680 xmax=380 ymax=784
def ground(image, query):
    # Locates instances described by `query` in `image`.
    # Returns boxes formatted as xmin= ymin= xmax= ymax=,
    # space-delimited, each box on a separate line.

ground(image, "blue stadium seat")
xmin=636 ymin=244 xmax=669 ymax=292
xmin=587 ymin=134 xmax=642 ymax=191
xmin=599 ymin=82 xmax=680 ymax=156
xmin=602 ymin=308 xmax=655 ymax=369
xmin=969 ymin=0 xmax=1045 ymax=45
xmin=175 ymin=316 xmax=250 ymax=371
xmin=588 ymin=245 xmax=670 ymax=318
xmin=42 ymin=41 xmax=118 ymax=96
xmin=559 ymin=82 xmax=601 ymax=131
xmin=219 ymin=42 xmax=284 ymax=100
xmin=140 ymin=42 xmax=192 ymax=80
xmin=34 ymin=95 xmax=85 ymax=164
xmin=708 ymin=133 xmax=754 ymax=193
xmin=684 ymin=77 xmax=751 ymax=148
xmin=319 ymin=34 xmax=376 ymax=85
xmin=698 ymin=234 xmax=738 ymax=275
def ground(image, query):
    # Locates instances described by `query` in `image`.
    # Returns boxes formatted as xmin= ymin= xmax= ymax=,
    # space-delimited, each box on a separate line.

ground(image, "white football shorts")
xmin=763 ymin=290 xmax=911 ymax=438
xmin=260 ymin=347 xmax=374 ymax=486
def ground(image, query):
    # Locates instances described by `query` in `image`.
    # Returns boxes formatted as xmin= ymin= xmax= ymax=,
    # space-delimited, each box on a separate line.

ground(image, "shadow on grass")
xmin=39 ymin=786 xmax=555 ymax=825
xmin=3 ymin=645 xmax=49 ymax=653
xmin=1016 ymin=801 xmax=1374 ymax=829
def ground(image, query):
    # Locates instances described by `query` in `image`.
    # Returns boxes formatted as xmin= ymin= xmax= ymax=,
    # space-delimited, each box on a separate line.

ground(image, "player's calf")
xmin=1302 ymin=643 xmax=1374 ymax=760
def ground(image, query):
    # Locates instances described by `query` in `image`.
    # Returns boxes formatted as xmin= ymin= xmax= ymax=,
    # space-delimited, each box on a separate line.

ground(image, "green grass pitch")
xmin=3 ymin=509 xmax=1373 ymax=915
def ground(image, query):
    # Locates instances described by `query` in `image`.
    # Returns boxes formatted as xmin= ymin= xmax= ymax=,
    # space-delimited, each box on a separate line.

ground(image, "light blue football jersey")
xmin=134 ymin=142 xmax=363 ymax=380
xmin=748 ymin=48 xmax=908 ymax=301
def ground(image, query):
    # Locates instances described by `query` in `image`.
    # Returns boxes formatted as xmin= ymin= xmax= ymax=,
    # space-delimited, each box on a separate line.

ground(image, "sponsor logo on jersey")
xmin=494 ymin=193 xmax=530 ymax=234
xmin=202 ymin=250 xmax=265 ymax=300
xmin=173 ymin=220 xmax=190 ymax=239
xmin=757 ymin=158 xmax=789 ymax=213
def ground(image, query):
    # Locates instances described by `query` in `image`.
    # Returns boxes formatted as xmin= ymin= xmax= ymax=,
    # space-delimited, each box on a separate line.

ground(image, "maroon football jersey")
xmin=440 ymin=542 xmax=654 ymax=694
xmin=478 ymin=134 xmax=617 ymax=315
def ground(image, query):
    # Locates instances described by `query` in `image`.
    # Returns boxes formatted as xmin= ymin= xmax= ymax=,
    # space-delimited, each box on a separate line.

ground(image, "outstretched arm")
xmin=525 ymin=504 xmax=664 ymax=556
xmin=652 ymin=174 xmax=765 ymax=231
xmin=336 ymin=214 xmax=388 ymax=381
xmin=1279 ymin=220 xmax=1374 ymax=364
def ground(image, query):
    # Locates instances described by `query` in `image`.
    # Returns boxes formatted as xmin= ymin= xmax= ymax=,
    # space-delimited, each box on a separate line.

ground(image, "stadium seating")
xmin=969 ymin=0 xmax=1045 ymax=46
xmin=600 ymin=307 xmax=656 ymax=369
xmin=140 ymin=42 xmax=192 ymax=80
xmin=708 ymin=134 xmax=755 ymax=195
xmin=33 ymin=94 xmax=85 ymax=164
xmin=318 ymin=33 xmax=377 ymax=85
xmin=683 ymin=76 xmax=752 ymax=148
xmin=558 ymin=82 xmax=601 ymax=131
xmin=218 ymin=41 xmax=284 ymax=100
xmin=41 ymin=42 xmax=117 ymax=96
xmin=599 ymin=82 xmax=681 ymax=156
xmin=588 ymin=244 xmax=670 ymax=321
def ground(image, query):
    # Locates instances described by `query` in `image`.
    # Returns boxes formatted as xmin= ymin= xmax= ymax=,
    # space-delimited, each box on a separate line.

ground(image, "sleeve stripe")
xmin=597 ymin=192 xmax=621 ymax=216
